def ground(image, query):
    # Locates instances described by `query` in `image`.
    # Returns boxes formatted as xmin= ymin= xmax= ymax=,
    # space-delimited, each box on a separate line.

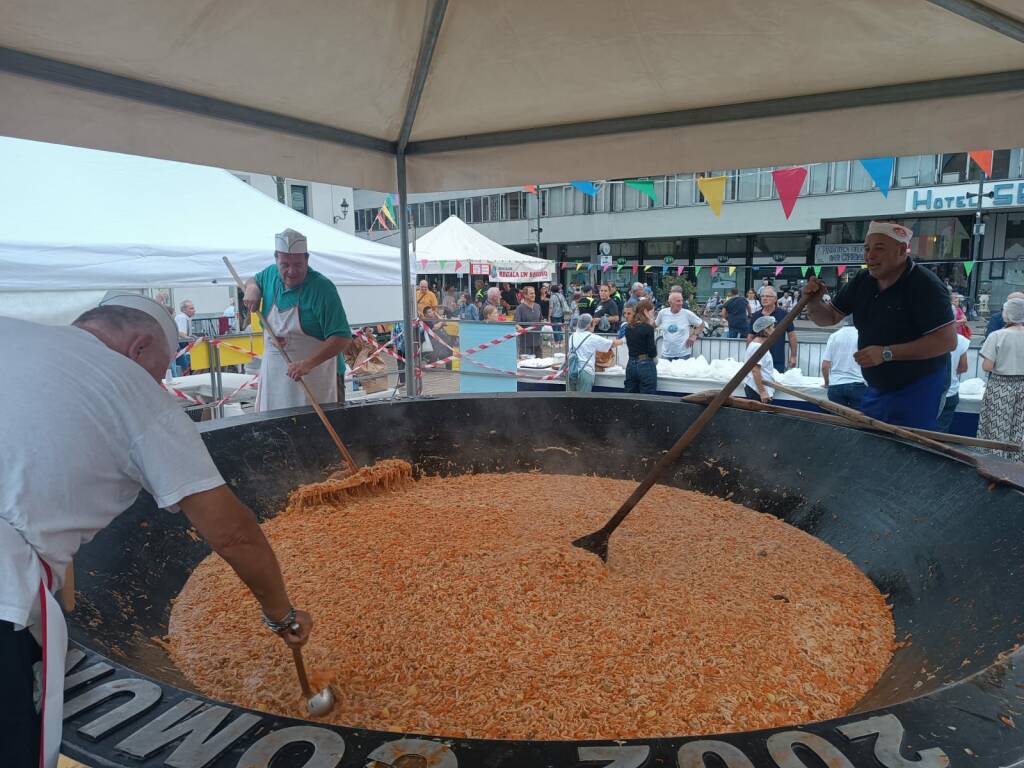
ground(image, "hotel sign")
xmin=905 ymin=181 xmax=1024 ymax=212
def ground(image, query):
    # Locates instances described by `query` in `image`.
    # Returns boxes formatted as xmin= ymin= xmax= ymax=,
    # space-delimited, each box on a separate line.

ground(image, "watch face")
xmin=882 ymin=348 xmax=893 ymax=362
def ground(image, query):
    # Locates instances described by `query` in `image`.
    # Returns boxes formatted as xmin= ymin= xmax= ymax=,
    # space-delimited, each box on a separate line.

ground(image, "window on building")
xmin=940 ymin=153 xmax=967 ymax=183
xmin=417 ymin=202 xmax=434 ymax=228
xmin=903 ymin=216 xmax=971 ymax=261
xmin=830 ymin=161 xmax=850 ymax=192
xmin=609 ymin=241 xmax=640 ymax=258
xmin=758 ymin=168 xmax=775 ymax=198
xmin=645 ymin=240 xmax=676 ymax=258
xmin=674 ymin=174 xmax=694 ymax=206
xmin=592 ymin=184 xmax=609 ymax=213
xmin=753 ymin=234 xmax=813 ymax=260
xmin=506 ymin=191 xmax=524 ymax=220
xmin=807 ymin=163 xmax=829 ymax=195
xmin=695 ymin=171 xmax=735 ymax=206
xmin=545 ymin=187 xmax=564 ymax=217
xmin=697 ymin=236 xmax=746 ymax=260
xmin=1010 ymin=149 xmax=1024 ymax=179
xmin=354 ymin=209 xmax=369 ymax=232
xmin=737 ymin=168 xmax=758 ymax=201
xmin=482 ymin=195 xmax=492 ymax=222
xmin=289 ymin=185 xmax=309 ymax=214
xmin=610 ymin=182 xmax=625 ymax=212
xmin=823 ymin=220 xmax=868 ymax=244
xmin=968 ymin=149 xmax=1013 ymax=181
xmin=850 ymin=161 xmax=875 ymax=192
xmin=623 ymin=184 xmax=640 ymax=211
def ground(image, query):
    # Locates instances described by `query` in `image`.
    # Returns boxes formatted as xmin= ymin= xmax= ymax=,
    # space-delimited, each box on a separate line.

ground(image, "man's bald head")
xmin=74 ymin=305 xmax=172 ymax=382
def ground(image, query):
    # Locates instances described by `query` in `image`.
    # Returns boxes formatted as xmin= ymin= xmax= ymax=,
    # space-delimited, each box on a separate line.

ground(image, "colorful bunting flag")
xmin=570 ymin=181 xmax=599 ymax=197
xmin=774 ymin=266 xmax=784 ymax=277
xmin=964 ymin=261 xmax=976 ymax=276
xmin=969 ymin=151 xmax=994 ymax=177
xmin=697 ymin=176 xmax=728 ymax=217
xmin=643 ymin=265 xmax=652 ymax=273
xmin=616 ymin=265 xmax=623 ymax=273
xmin=419 ymin=259 xmax=428 ymax=270
xmin=695 ymin=266 xmax=702 ymax=275
xmin=772 ymin=167 xmax=807 ymax=219
xmin=728 ymin=266 xmax=736 ymax=275
xmin=837 ymin=265 xmax=847 ymax=277
xmin=858 ymin=157 xmax=895 ymax=198
xmin=662 ymin=264 xmax=669 ymax=273
xmin=710 ymin=266 xmax=719 ymax=275
xmin=602 ymin=264 xmax=610 ymax=272
xmin=625 ymin=179 xmax=657 ymax=203
xmin=861 ymin=264 xmax=867 ymax=271
xmin=382 ymin=195 xmax=398 ymax=227
xmin=676 ymin=266 xmax=684 ymax=275
xmin=813 ymin=266 xmax=823 ymax=277
xmin=800 ymin=266 xmax=810 ymax=277
xmin=575 ymin=262 xmax=584 ymax=271
xmin=439 ymin=260 xmax=448 ymax=271
xmin=523 ymin=183 xmax=538 ymax=194
xmin=631 ymin=265 xmax=638 ymax=274
xmin=372 ymin=208 xmax=391 ymax=231
xmin=455 ymin=260 xmax=464 ymax=271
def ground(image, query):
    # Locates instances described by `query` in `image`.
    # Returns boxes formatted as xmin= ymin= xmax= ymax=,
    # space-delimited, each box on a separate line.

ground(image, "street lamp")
xmin=333 ymin=198 xmax=350 ymax=224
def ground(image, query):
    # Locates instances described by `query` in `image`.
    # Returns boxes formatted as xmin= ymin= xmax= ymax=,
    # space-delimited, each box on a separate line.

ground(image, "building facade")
xmin=348 ymin=150 xmax=1024 ymax=310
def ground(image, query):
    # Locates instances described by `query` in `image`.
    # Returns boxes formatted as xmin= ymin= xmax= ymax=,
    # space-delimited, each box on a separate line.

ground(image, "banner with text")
xmin=814 ymin=244 xmax=865 ymax=265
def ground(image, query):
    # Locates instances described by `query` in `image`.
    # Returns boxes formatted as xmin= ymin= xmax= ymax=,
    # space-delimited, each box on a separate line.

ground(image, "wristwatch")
xmin=881 ymin=346 xmax=894 ymax=363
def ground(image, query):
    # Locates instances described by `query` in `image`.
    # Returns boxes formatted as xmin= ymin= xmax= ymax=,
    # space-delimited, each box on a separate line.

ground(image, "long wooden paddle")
xmin=571 ymin=292 xmax=812 ymax=562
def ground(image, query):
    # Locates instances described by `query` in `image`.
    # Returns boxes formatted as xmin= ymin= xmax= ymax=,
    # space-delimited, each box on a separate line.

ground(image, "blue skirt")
xmin=860 ymin=366 xmax=947 ymax=431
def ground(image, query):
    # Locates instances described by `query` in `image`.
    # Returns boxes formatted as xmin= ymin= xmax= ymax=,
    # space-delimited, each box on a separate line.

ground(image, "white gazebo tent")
xmin=2 ymin=0 xmax=1024 ymax=385
xmin=413 ymin=216 xmax=553 ymax=282
xmin=0 ymin=136 xmax=402 ymax=325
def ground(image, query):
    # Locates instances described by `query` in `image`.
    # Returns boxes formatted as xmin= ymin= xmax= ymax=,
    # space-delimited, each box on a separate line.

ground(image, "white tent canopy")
xmin=0 ymin=137 xmax=401 ymax=324
xmin=1 ymin=1 xmax=1023 ymax=193
xmin=413 ymin=216 xmax=552 ymax=281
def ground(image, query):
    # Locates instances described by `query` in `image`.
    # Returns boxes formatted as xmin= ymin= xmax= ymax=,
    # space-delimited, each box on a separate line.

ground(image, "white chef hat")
xmin=99 ymin=294 xmax=179 ymax=356
xmin=866 ymin=221 xmax=913 ymax=246
xmin=275 ymin=228 xmax=308 ymax=255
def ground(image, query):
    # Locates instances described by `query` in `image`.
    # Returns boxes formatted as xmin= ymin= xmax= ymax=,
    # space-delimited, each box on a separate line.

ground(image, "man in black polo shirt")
xmin=803 ymin=221 xmax=955 ymax=430
xmin=592 ymin=284 xmax=621 ymax=333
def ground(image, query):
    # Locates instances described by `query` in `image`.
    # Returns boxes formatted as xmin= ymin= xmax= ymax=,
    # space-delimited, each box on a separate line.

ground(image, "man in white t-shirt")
xmin=656 ymin=291 xmax=703 ymax=360
xmin=567 ymin=313 xmax=623 ymax=393
xmin=937 ymin=332 xmax=971 ymax=432
xmin=821 ymin=321 xmax=867 ymax=410
xmin=0 ymin=297 xmax=313 ymax=768
xmin=174 ymin=299 xmax=195 ymax=339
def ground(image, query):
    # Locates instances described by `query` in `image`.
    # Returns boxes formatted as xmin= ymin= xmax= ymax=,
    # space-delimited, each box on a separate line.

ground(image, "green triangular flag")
xmin=694 ymin=265 xmax=702 ymax=275
xmin=813 ymin=265 xmax=823 ymax=277
xmin=964 ymin=261 xmax=976 ymax=276
xmin=439 ymin=260 xmax=448 ymax=270
xmin=800 ymin=266 xmax=810 ymax=277
xmin=625 ymin=178 xmax=657 ymax=203
xmin=615 ymin=264 xmax=623 ymax=273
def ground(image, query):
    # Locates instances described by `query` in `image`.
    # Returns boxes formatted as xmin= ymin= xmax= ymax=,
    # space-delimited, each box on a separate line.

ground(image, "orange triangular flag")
xmin=697 ymin=176 xmax=728 ymax=216
xmin=969 ymin=150 xmax=994 ymax=177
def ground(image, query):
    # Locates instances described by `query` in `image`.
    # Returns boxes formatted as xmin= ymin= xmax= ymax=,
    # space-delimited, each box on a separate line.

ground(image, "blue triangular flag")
xmin=570 ymin=181 xmax=599 ymax=197
xmin=858 ymin=157 xmax=895 ymax=198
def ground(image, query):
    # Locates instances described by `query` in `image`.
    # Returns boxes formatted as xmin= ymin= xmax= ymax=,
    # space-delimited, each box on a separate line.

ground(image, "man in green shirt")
xmin=243 ymin=228 xmax=353 ymax=412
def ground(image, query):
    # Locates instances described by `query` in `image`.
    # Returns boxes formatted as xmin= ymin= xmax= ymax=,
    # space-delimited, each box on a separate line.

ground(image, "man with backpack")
xmin=567 ymin=313 xmax=623 ymax=392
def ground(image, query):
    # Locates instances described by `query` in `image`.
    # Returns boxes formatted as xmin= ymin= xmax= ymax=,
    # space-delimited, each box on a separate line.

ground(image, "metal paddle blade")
xmin=572 ymin=529 xmax=609 ymax=562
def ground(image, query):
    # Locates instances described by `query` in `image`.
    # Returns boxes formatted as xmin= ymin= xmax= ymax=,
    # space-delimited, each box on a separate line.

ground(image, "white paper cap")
xmin=866 ymin=221 xmax=913 ymax=245
xmin=99 ymin=294 xmax=178 ymax=358
xmin=275 ymin=228 xmax=308 ymax=254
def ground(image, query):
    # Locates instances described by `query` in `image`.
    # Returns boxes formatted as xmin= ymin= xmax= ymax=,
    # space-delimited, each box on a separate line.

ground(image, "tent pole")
xmin=397 ymin=152 xmax=418 ymax=397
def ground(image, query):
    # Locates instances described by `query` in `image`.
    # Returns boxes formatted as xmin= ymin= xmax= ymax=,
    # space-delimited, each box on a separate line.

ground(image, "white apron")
xmin=0 ymin=519 xmax=68 ymax=768
xmin=255 ymin=301 xmax=337 ymax=412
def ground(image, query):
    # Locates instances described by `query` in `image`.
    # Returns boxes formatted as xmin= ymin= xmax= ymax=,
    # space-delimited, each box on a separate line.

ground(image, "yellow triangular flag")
xmin=697 ymin=175 xmax=728 ymax=216
xmin=728 ymin=266 xmax=736 ymax=275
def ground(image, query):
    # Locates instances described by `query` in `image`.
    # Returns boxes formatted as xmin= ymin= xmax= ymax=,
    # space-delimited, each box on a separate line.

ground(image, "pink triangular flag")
xmin=772 ymin=167 xmax=808 ymax=219
xmin=837 ymin=265 xmax=847 ymax=276
xmin=774 ymin=266 xmax=783 ymax=277
xmin=676 ymin=266 xmax=684 ymax=275
xmin=419 ymin=259 xmax=428 ymax=270
xmin=455 ymin=260 xmax=464 ymax=272
xmin=710 ymin=266 xmax=719 ymax=275
xmin=631 ymin=265 xmax=638 ymax=274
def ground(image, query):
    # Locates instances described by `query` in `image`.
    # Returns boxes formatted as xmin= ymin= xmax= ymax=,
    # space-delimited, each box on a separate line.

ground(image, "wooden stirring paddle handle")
xmin=222 ymin=257 xmax=359 ymax=473
xmin=595 ymin=291 xmax=815 ymax=542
